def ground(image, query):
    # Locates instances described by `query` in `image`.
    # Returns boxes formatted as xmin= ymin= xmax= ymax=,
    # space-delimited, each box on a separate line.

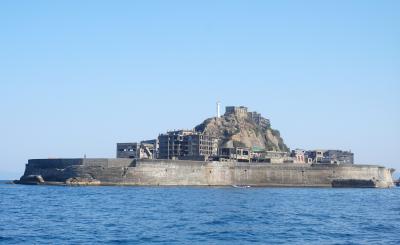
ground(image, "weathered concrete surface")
xmin=16 ymin=158 xmax=395 ymax=188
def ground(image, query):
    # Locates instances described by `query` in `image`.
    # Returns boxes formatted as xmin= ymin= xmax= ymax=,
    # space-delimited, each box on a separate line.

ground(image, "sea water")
xmin=0 ymin=181 xmax=399 ymax=244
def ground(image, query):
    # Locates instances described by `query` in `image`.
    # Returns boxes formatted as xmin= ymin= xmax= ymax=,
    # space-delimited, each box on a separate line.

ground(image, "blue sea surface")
xmin=0 ymin=181 xmax=399 ymax=245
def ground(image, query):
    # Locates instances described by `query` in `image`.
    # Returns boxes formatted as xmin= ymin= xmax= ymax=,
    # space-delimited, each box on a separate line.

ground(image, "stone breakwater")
xmin=16 ymin=158 xmax=395 ymax=188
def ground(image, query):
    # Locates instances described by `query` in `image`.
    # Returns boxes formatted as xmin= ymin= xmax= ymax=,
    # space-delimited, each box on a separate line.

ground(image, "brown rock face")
xmin=195 ymin=111 xmax=289 ymax=152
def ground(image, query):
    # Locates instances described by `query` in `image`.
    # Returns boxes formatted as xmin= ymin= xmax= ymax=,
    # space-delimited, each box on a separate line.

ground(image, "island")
xmin=15 ymin=105 xmax=395 ymax=188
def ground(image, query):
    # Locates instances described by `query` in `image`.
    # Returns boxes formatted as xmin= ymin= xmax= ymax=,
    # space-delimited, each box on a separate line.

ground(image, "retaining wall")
xmin=19 ymin=158 xmax=394 ymax=188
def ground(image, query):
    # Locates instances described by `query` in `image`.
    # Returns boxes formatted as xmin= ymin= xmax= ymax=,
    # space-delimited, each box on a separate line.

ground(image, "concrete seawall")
xmin=17 ymin=158 xmax=395 ymax=188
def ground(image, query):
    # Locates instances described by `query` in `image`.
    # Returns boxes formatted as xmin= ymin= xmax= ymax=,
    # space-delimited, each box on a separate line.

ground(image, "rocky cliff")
xmin=195 ymin=110 xmax=289 ymax=152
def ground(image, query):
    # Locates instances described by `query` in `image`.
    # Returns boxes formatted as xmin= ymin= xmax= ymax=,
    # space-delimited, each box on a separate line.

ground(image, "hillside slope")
xmin=195 ymin=111 xmax=289 ymax=152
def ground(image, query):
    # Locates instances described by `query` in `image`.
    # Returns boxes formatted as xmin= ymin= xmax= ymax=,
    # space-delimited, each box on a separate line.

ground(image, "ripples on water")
xmin=0 ymin=181 xmax=399 ymax=244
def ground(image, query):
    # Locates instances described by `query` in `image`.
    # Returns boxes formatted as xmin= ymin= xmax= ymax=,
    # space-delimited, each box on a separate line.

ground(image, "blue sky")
xmin=1 ymin=0 xmax=399 ymax=179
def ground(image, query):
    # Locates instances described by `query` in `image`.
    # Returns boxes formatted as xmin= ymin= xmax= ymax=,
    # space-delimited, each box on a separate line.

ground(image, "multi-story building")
xmin=322 ymin=150 xmax=354 ymax=164
xmin=225 ymin=106 xmax=248 ymax=118
xmin=183 ymin=134 xmax=214 ymax=157
xmin=116 ymin=143 xmax=139 ymax=159
xmin=307 ymin=150 xmax=325 ymax=163
xmin=225 ymin=106 xmax=270 ymax=128
xmin=307 ymin=149 xmax=354 ymax=164
xmin=158 ymin=130 xmax=216 ymax=161
xmin=158 ymin=130 xmax=192 ymax=160
xmin=117 ymin=141 xmax=158 ymax=159
xmin=219 ymin=147 xmax=251 ymax=162
xmin=291 ymin=149 xmax=307 ymax=163
xmin=248 ymin=111 xmax=270 ymax=128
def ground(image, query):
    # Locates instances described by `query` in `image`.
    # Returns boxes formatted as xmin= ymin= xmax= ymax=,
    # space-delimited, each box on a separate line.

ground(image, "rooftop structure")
xmin=225 ymin=106 xmax=270 ymax=128
xmin=225 ymin=106 xmax=248 ymax=118
xmin=248 ymin=111 xmax=270 ymax=128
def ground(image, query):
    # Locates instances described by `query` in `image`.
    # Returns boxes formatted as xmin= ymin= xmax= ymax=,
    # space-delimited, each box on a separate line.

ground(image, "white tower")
xmin=216 ymin=101 xmax=221 ymax=118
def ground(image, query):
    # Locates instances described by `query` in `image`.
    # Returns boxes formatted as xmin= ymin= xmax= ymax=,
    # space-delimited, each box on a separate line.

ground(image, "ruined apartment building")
xmin=225 ymin=106 xmax=270 ymax=128
xmin=158 ymin=130 xmax=216 ymax=161
xmin=116 ymin=141 xmax=157 ymax=159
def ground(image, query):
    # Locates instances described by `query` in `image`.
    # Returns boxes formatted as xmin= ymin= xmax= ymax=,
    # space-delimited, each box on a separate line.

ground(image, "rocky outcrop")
xmin=195 ymin=111 xmax=289 ymax=152
xmin=14 ymin=175 xmax=45 ymax=185
xmin=66 ymin=177 xmax=101 ymax=186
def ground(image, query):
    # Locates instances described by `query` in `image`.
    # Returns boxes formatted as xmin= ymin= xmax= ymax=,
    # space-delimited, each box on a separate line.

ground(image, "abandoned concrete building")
xmin=248 ymin=111 xmax=270 ymax=128
xmin=158 ymin=130 xmax=216 ymax=161
xmin=321 ymin=150 xmax=354 ymax=164
xmin=291 ymin=149 xmax=310 ymax=164
xmin=140 ymin=139 xmax=159 ymax=159
xmin=225 ymin=106 xmax=270 ymax=128
xmin=215 ymin=145 xmax=291 ymax=163
xmin=116 ymin=105 xmax=355 ymax=165
xmin=251 ymin=150 xmax=291 ymax=163
xmin=116 ymin=141 xmax=157 ymax=159
xmin=306 ymin=150 xmax=354 ymax=164
xmin=116 ymin=143 xmax=138 ymax=159
xmin=225 ymin=106 xmax=249 ymax=118
xmin=117 ymin=138 xmax=353 ymax=165
xmin=218 ymin=147 xmax=251 ymax=162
